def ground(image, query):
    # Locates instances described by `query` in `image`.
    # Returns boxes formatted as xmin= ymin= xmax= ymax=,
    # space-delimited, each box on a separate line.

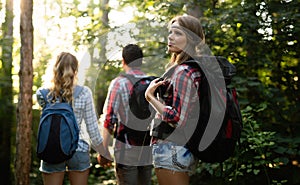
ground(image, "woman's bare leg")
xmin=68 ymin=169 xmax=89 ymax=185
xmin=155 ymin=168 xmax=189 ymax=185
xmin=42 ymin=172 xmax=65 ymax=185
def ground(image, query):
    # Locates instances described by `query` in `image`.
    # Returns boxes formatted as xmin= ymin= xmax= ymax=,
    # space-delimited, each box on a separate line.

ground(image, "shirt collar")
xmin=126 ymin=68 xmax=145 ymax=75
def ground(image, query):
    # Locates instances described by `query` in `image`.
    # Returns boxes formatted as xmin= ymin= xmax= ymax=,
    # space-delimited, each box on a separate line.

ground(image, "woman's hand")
xmin=145 ymin=78 xmax=166 ymax=114
xmin=96 ymin=141 xmax=113 ymax=168
xmin=97 ymin=154 xmax=113 ymax=168
xmin=145 ymin=78 xmax=165 ymax=102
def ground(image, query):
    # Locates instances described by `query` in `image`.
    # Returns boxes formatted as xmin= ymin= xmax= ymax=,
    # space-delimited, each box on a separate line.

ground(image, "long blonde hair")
xmin=49 ymin=52 xmax=78 ymax=103
xmin=167 ymin=15 xmax=205 ymax=68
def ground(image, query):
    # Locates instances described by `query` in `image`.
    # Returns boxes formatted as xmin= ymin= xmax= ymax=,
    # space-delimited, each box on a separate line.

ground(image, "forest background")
xmin=0 ymin=0 xmax=299 ymax=185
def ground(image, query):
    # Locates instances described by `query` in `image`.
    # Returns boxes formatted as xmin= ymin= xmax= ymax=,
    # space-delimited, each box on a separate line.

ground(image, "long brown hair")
xmin=49 ymin=52 xmax=78 ymax=103
xmin=167 ymin=15 xmax=205 ymax=68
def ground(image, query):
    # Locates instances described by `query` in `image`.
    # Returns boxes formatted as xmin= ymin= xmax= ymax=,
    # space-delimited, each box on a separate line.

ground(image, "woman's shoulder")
xmin=36 ymin=87 xmax=50 ymax=107
xmin=36 ymin=86 xmax=49 ymax=93
xmin=76 ymin=85 xmax=92 ymax=96
xmin=171 ymin=62 xmax=202 ymax=84
xmin=175 ymin=63 xmax=198 ymax=75
xmin=36 ymin=86 xmax=51 ymax=99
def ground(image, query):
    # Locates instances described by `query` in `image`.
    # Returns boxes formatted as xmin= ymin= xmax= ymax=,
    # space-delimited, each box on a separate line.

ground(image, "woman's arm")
xmin=146 ymin=66 xmax=197 ymax=126
xmin=145 ymin=78 xmax=166 ymax=114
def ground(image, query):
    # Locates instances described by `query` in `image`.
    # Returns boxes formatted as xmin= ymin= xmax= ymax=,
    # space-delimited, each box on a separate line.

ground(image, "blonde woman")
xmin=36 ymin=52 xmax=112 ymax=185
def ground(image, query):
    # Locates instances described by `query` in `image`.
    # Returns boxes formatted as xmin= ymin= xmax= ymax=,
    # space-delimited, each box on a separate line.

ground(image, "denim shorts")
xmin=39 ymin=151 xmax=91 ymax=173
xmin=152 ymin=141 xmax=198 ymax=175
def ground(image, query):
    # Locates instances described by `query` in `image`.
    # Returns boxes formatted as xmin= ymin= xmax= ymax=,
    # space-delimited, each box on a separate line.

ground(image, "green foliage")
xmin=199 ymin=0 xmax=299 ymax=155
xmin=190 ymin=104 xmax=295 ymax=185
xmin=93 ymin=62 xmax=121 ymax=115
xmin=30 ymin=109 xmax=44 ymax=185
xmin=33 ymin=52 xmax=52 ymax=91
xmin=119 ymin=0 xmax=185 ymax=21
xmin=230 ymin=105 xmax=280 ymax=185
xmin=88 ymin=152 xmax=116 ymax=185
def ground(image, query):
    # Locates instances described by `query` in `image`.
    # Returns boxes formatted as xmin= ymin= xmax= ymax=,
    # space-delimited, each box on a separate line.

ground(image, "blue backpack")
xmin=36 ymin=86 xmax=83 ymax=164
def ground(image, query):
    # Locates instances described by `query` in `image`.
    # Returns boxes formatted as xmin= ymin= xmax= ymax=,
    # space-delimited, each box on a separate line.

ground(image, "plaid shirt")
xmin=36 ymin=86 xmax=103 ymax=153
xmin=101 ymin=69 xmax=147 ymax=149
xmin=161 ymin=64 xmax=202 ymax=127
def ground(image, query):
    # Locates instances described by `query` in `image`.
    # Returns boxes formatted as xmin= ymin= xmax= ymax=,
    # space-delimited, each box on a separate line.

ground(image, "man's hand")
xmin=97 ymin=154 xmax=113 ymax=168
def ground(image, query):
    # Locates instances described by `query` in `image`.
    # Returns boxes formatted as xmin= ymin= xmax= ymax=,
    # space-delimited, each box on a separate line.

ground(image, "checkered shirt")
xmin=101 ymin=69 xmax=147 ymax=149
xmin=36 ymin=86 xmax=103 ymax=153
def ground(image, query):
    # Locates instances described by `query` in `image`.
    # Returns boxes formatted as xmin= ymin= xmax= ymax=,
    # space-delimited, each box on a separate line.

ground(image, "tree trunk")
xmin=95 ymin=0 xmax=109 ymax=113
xmin=15 ymin=0 xmax=33 ymax=184
xmin=99 ymin=0 xmax=109 ymax=64
xmin=0 ymin=0 xmax=14 ymax=184
xmin=186 ymin=1 xmax=203 ymax=19
xmin=101 ymin=0 xmax=109 ymax=28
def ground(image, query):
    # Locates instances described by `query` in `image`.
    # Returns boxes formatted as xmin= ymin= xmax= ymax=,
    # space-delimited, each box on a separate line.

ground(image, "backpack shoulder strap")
xmin=182 ymin=59 xmax=203 ymax=72
xmin=161 ymin=65 xmax=177 ymax=79
xmin=185 ymin=56 xmax=236 ymax=84
xmin=39 ymin=86 xmax=83 ymax=106
xmin=121 ymin=74 xmax=143 ymax=85
xmin=121 ymin=74 xmax=136 ymax=84
xmin=73 ymin=85 xmax=84 ymax=99
xmin=122 ymin=74 xmax=157 ymax=87
xmin=161 ymin=58 xmax=203 ymax=79
xmin=39 ymin=88 xmax=51 ymax=104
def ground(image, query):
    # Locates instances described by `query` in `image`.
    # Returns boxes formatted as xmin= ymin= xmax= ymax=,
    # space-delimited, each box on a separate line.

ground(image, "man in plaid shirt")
xmin=99 ymin=44 xmax=153 ymax=185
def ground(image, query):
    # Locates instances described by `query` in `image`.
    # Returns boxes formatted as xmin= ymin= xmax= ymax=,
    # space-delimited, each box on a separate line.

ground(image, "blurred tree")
xmin=15 ymin=0 xmax=33 ymax=184
xmin=59 ymin=0 xmax=112 ymax=112
xmin=0 ymin=0 xmax=14 ymax=184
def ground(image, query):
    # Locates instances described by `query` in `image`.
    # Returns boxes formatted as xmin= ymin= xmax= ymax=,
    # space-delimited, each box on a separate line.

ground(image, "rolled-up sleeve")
xmin=102 ymin=79 xmax=121 ymax=132
xmin=162 ymin=66 xmax=198 ymax=127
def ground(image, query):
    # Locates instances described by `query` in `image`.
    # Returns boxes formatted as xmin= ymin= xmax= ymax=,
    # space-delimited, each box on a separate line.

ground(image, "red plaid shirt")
xmin=102 ymin=69 xmax=147 ymax=148
xmin=161 ymin=64 xmax=202 ymax=127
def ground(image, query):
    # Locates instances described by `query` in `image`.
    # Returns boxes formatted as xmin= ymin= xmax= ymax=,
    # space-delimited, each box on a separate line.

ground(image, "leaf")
xmin=274 ymin=146 xmax=287 ymax=154
xmin=253 ymin=169 xmax=260 ymax=175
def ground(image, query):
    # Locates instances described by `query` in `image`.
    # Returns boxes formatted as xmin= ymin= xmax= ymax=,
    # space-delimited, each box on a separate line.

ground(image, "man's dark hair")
xmin=122 ymin=44 xmax=143 ymax=67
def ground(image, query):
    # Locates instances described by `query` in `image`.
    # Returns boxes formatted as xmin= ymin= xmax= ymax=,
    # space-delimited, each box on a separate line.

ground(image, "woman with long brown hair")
xmin=145 ymin=15 xmax=206 ymax=185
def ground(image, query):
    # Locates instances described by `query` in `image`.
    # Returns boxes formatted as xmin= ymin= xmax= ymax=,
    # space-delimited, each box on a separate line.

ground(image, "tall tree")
xmin=0 ymin=0 xmax=14 ymax=184
xmin=99 ymin=0 xmax=109 ymax=65
xmin=64 ymin=0 xmax=111 ymax=112
xmin=94 ymin=0 xmax=109 ymax=113
xmin=15 ymin=0 xmax=33 ymax=184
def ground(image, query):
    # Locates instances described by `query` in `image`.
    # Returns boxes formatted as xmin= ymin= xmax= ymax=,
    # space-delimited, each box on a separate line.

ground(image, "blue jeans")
xmin=115 ymin=163 xmax=153 ymax=185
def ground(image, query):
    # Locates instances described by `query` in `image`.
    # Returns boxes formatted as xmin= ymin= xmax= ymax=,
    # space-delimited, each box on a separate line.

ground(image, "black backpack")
xmin=36 ymin=86 xmax=83 ymax=164
xmin=117 ymin=74 xmax=157 ymax=146
xmin=152 ymin=56 xmax=243 ymax=163
xmin=184 ymin=56 xmax=243 ymax=163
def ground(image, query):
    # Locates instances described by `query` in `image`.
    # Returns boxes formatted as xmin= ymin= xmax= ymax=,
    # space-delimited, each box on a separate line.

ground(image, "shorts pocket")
xmin=153 ymin=144 xmax=167 ymax=163
xmin=171 ymin=146 xmax=193 ymax=169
